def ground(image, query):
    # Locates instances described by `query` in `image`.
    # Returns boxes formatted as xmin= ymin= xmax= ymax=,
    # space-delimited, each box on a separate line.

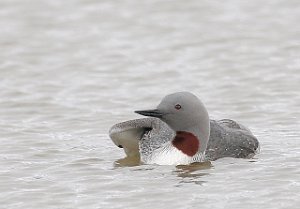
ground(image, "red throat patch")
xmin=172 ymin=131 xmax=200 ymax=157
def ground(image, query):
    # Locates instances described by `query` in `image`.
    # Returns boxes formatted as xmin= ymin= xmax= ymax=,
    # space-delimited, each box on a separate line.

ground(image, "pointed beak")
xmin=134 ymin=109 xmax=164 ymax=118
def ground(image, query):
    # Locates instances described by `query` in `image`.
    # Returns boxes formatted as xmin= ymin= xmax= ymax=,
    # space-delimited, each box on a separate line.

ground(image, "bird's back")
xmin=206 ymin=119 xmax=259 ymax=161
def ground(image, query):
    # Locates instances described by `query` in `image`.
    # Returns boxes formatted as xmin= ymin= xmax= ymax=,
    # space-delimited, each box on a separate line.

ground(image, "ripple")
xmin=1 ymin=0 xmax=300 ymax=208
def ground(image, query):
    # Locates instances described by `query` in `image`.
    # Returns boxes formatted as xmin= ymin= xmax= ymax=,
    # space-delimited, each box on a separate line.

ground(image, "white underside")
xmin=141 ymin=142 xmax=204 ymax=165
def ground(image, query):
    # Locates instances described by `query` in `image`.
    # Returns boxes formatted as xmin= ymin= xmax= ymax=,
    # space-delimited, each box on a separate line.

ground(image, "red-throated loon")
xmin=109 ymin=92 xmax=259 ymax=165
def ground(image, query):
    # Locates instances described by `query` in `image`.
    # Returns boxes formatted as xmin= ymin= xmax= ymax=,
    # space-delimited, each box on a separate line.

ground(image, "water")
xmin=0 ymin=0 xmax=300 ymax=208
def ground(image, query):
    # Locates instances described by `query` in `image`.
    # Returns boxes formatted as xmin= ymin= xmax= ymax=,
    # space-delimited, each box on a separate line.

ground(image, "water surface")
xmin=0 ymin=0 xmax=300 ymax=208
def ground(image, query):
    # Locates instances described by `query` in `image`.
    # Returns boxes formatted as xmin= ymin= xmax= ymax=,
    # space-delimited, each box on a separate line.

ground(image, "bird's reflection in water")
xmin=114 ymin=156 xmax=141 ymax=167
xmin=174 ymin=161 xmax=212 ymax=185
xmin=114 ymin=157 xmax=212 ymax=185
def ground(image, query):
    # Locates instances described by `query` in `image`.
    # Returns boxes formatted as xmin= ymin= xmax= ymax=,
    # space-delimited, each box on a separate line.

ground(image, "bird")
xmin=109 ymin=92 xmax=259 ymax=165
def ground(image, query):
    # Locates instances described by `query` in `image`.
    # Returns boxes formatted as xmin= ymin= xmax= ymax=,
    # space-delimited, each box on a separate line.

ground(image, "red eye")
xmin=175 ymin=104 xmax=181 ymax=110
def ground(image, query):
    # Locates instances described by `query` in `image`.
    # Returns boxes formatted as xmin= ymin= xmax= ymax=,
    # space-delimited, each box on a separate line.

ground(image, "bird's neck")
xmin=172 ymin=131 xmax=199 ymax=157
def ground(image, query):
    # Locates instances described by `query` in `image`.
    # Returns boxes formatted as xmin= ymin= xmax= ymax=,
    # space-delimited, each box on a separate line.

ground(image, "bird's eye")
xmin=175 ymin=104 xmax=182 ymax=110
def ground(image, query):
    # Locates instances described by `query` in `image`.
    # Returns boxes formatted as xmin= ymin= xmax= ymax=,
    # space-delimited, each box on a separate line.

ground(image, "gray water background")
xmin=0 ymin=0 xmax=299 ymax=208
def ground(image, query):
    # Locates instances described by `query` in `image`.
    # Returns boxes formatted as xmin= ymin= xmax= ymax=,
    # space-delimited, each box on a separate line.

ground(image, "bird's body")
xmin=109 ymin=118 xmax=259 ymax=165
xmin=109 ymin=92 xmax=259 ymax=165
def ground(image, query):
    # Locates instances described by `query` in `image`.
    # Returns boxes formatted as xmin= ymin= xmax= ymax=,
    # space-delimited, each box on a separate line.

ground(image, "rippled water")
xmin=1 ymin=0 xmax=300 ymax=208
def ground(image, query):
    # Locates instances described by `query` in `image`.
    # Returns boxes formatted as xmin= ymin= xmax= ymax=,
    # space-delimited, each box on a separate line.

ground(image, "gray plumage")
xmin=109 ymin=92 xmax=259 ymax=164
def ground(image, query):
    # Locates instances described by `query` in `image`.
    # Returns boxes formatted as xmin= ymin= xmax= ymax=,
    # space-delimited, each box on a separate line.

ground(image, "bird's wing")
xmin=207 ymin=120 xmax=259 ymax=160
xmin=109 ymin=118 xmax=159 ymax=157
